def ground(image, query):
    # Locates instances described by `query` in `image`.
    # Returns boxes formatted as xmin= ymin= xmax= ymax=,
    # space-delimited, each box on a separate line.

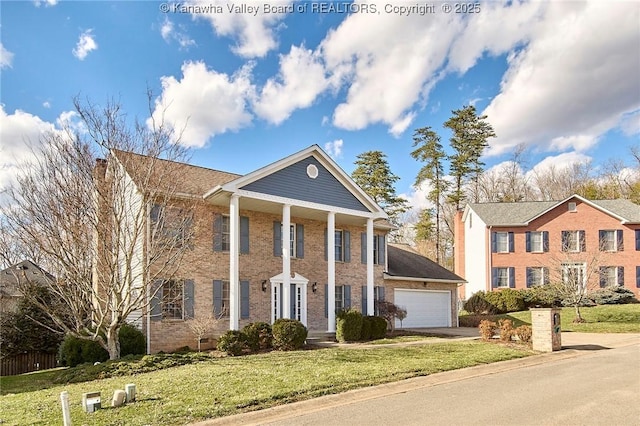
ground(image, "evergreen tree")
xmin=445 ymin=105 xmax=496 ymax=209
xmin=411 ymin=126 xmax=449 ymax=263
xmin=352 ymin=150 xmax=408 ymax=226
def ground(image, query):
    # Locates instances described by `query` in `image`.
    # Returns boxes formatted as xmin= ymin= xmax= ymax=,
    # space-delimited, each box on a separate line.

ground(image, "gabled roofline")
xmin=527 ymin=194 xmax=629 ymax=225
xmin=204 ymin=145 xmax=387 ymax=217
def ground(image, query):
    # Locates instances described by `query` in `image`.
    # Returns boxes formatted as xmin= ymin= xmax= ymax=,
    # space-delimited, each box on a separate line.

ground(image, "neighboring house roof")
xmin=467 ymin=194 xmax=640 ymax=226
xmin=385 ymin=244 xmax=465 ymax=283
xmin=0 ymin=260 xmax=55 ymax=298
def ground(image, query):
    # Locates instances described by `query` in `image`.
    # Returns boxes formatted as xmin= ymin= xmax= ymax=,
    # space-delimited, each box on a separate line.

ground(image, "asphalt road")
xmin=262 ymin=343 xmax=640 ymax=426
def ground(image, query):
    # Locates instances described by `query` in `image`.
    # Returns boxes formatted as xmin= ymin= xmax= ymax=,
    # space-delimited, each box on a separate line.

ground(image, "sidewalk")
xmin=194 ymin=331 xmax=640 ymax=426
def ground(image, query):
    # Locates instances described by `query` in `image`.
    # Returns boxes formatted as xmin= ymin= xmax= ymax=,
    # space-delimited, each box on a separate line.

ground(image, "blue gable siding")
xmin=240 ymin=156 xmax=370 ymax=212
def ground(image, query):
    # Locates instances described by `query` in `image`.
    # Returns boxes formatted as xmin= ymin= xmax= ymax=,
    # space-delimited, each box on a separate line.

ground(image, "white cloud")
xmin=527 ymin=152 xmax=593 ymax=178
xmin=321 ymin=2 xmax=464 ymax=135
xmin=187 ymin=0 xmax=291 ymax=58
xmin=483 ymin=1 xmax=640 ymax=156
xmin=401 ymin=180 xmax=434 ymax=213
xmin=0 ymin=43 xmax=14 ymax=69
xmin=42 ymin=101 xmax=51 ymax=109
xmin=619 ymin=110 xmax=640 ymax=137
xmin=72 ymin=29 xmax=98 ymax=60
xmin=150 ymin=61 xmax=255 ymax=148
xmin=160 ymin=17 xmax=195 ymax=50
xmin=0 ymin=106 xmax=57 ymax=192
xmin=254 ymin=46 xmax=328 ymax=124
xmin=323 ymin=139 xmax=343 ymax=159
xmin=33 ymin=0 xmax=57 ymax=6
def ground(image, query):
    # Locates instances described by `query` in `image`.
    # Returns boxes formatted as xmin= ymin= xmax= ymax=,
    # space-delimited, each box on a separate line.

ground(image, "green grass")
xmin=0 ymin=341 xmax=533 ymax=425
xmin=462 ymin=304 xmax=640 ymax=333
xmin=368 ymin=335 xmax=439 ymax=345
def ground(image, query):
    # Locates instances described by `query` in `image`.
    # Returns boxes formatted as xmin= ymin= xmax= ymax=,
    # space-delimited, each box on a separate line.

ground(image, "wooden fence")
xmin=1 ymin=352 xmax=58 ymax=376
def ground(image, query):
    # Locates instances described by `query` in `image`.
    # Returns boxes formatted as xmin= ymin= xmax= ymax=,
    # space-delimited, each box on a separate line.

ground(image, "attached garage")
xmin=394 ymin=289 xmax=452 ymax=328
xmin=385 ymin=244 xmax=465 ymax=330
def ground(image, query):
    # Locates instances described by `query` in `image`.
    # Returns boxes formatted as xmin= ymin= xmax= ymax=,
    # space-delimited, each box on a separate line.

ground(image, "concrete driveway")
xmin=195 ymin=331 xmax=640 ymax=426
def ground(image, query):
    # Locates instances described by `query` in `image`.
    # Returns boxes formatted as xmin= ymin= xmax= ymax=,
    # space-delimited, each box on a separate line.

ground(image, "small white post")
xmin=125 ymin=383 xmax=136 ymax=403
xmin=60 ymin=391 xmax=72 ymax=426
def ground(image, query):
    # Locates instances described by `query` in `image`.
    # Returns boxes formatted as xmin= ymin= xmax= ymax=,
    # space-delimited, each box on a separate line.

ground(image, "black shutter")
xmin=508 ymin=232 xmax=515 ymax=253
xmin=617 ymin=267 xmax=624 ymax=286
xmin=241 ymin=280 xmax=250 ymax=319
xmin=508 ymin=267 xmax=515 ymax=288
xmin=525 ymin=232 xmax=531 ymax=253
xmin=240 ymin=216 xmax=250 ymax=254
xmin=361 ymin=233 xmax=367 ymax=264
xmin=378 ymin=235 xmax=386 ymax=265
xmin=184 ymin=279 xmax=195 ymax=319
xmin=344 ymin=285 xmax=351 ymax=308
xmin=361 ymin=286 xmax=367 ymax=315
xmin=617 ymin=230 xmax=624 ymax=251
xmin=150 ymin=279 xmax=163 ymax=321
xmin=296 ymin=224 xmax=304 ymax=259
xmin=213 ymin=280 xmax=223 ymax=317
xmin=213 ymin=214 xmax=223 ymax=252
xmin=273 ymin=221 xmax=282 ymax=256
xmin=344 ymin=231 xmax=351 ymax=262
xmin=543 ymin=231 xmax=549 ymax=252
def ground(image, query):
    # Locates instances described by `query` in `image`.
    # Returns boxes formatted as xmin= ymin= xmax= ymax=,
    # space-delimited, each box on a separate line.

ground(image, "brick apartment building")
xmin=97 ymin=145 xmax=464 ymax=353
xmin=454 ymin=195 xmax=640 ymax=301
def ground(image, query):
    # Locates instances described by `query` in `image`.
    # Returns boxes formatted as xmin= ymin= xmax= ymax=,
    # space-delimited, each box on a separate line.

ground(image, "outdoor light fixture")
xmin=312 ymin=282 xmax=318 ymax=293
xmin=261 ymin=280 xmax=267 ymax=292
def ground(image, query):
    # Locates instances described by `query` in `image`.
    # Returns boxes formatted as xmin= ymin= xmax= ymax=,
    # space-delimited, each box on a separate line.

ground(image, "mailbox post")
xmin=531 ymin=308 xmax=561 ymax=352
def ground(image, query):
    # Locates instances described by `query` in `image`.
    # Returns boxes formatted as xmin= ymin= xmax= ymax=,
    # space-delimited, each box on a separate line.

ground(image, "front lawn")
xmin=0 ymin=341 xmax=532 ymax=425
xmin=461 ymin=304 xmax=640 ymax=333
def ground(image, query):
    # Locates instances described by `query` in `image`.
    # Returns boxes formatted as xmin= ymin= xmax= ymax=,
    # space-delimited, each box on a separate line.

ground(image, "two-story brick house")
xmin=454 ymin=195 xmax=640 ymax=301
xmin=99 ymin=145 xmax=464 ymax=353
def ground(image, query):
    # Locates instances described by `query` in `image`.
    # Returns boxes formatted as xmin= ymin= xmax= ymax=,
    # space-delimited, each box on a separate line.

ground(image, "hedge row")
xmin=464 ymin=286 xmax=638 ymax=315
xmin=217 ymin=319 xmax=307 ymax=356
xmin=336 ymin=309 xmax=387 ymax=343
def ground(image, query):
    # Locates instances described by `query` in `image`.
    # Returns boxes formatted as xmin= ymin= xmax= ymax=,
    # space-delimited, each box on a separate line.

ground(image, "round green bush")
xmin=58 ymin=334 xmax=109 ymax=367
xmin=216 ymin=330 xmax=247 ymax=356
xmin=272 ymin=319 xmax=307 ymax=351
xmin=336 ymin=309 xmax=363 ymax=342
xmin=119 ymin=323 xmax=146 ymax=357
xmin=463 ymin=291 xmax=498 ymax=315
xmin=242 ymin=322 xmax=273 ymax=351
xmin=590 ymin=287 xmax=639 ymax=305
xmin=360 ymin=315 xmax=373 ymax=341
xmin=483 ymin=291 xmax=507 ymax=314
xmin=369 ymin=316 xmax=388 ymax=339
xmin=499 ymin=288 xmax=526 ymax=313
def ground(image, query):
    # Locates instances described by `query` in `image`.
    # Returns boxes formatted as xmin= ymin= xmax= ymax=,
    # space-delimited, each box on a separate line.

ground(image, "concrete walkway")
xmin=194 ymin=331 xmax=640 ymax=426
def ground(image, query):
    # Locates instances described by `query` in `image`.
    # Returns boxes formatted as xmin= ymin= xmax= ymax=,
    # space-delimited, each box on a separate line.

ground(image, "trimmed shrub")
xmin=242 ymin=322 xmax=273 ymax=351
xmin=216 ymin=330 xmax=247 ymax=356
xmin=590 ymin=287 xmax=639 ymax=305
xmin=520 ymin=286 xmax=562 ymax=308
xmin=498 ymin=319 xmax=514 ymax=342
xmin=58 ymin=335 xmax=109 ymax=367
xmin=478 ymin=320 xmax=497 ymax=341
xmin=360 ymin=316 xmax=373 ymax=341
xmin=336 ymin=309 xmax=364 ymax=343
xmin=272 ymin=319 xmax=307 ymax=351
xmin=515 ymin=325 xmax=532 ymax=343
xmin=464 ymin=291 xmax=498 ymax=315
xmin=119 ymin=323 xmax=146 ymax=357
xmin=483 ymin=292 xmax=506 ymax=314
xmin=500 ymin=289 xmax=526 ymax=313
xmin=369 ymin=316 xmax=388 ymax=339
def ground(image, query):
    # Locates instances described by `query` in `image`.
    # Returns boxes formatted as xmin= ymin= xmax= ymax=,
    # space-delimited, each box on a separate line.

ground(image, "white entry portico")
xmin=270 ymin=272 xmax=309 ymax=326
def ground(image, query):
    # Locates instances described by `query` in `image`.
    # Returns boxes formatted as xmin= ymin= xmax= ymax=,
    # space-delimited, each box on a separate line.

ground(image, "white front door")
xmin=271 ymin=281 xmax=308 ymax=326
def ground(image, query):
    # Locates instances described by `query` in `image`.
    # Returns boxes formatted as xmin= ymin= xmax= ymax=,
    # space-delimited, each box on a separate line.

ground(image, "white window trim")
xmin=530 ymin=231 xmax=544 ymax=253
xmin=162 ymin=279 xmax=185 ymax=320
xmin=496 ymin=232 xmax=509 ymax=253
xmin=601 ymin=230 xmax=617 ymax=252
xmin=495 ymin=267 xmax=510 ymax=288
xmin=335 ymin=285 xmax=345 ymax=312
xmin=221 ymin=215 xmax=231 ymax=252
xmin=565 ymin=230 xmax=582 ymax=253
xmin=562 ymin=262 xmax=587 ymax=290
xmin=528 ymin=267 xmax=545 ymax=287
xmin=601 ymin=266 xmax=622 ymax=287
xmin=335 ymin=229 xmax=344 ymax=262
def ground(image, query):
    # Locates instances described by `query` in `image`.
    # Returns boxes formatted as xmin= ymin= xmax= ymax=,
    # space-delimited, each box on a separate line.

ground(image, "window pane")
xmin=602 ymin=231 xmax=615 ymax=251
xmin=335 ymin=285 xmax=344 ymax=312
xmin=496 ymin=233 xmax=508 ymax=252
xmin=290 ymin=225 xmax=296 ymax=257
xmin=531 ymin=232 xmax=542 ymax=252
xmin=162 ymin=280 xmax=183 ymax=319
xmin=497 ymin=268 xmax=509 ymax=287
xmin=221 ymin=280 xmax=230 ymax=317
xmin=221 ymin=216 xmax=230 ymax=251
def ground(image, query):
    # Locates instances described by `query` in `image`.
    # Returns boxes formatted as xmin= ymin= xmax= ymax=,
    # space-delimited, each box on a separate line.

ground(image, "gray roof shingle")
xmin=386 ymin=244 xmax=465 ymax=282
xmin=469 ymin=196 xmax=640 ymax=226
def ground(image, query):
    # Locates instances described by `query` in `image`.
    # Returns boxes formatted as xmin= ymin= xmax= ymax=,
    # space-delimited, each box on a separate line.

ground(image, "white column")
xmin=282 ymin=204 xmax=291 ymax=319
xmin=327 ymin=211 xmax=336 ymax=332
xmin=229 ymin=194 xmax=240 ymax=330
xmin=366 ymin=218 xmax=375 ymax=316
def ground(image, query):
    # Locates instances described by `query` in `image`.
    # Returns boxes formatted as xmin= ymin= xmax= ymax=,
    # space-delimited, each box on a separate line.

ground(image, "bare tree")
xmin=186 ymin=313 xmax=224 ymax=352
xmin=540 ymin=234 xmax=614 ymax=323
xmin=2 ymin=95 xmax=198 ymax=359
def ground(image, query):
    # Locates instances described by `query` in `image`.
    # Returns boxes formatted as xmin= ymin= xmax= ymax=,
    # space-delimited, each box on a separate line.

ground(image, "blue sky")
xmin=1 ymin=0 xmax=639 ymax=211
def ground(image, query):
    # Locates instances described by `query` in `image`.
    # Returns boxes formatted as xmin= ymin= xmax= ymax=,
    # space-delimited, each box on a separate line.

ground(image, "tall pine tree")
xmin=411 ymin=126 xmax=449 ymax=263
xmin=351 ymin=150 xmax=408 ymax=227
xmin=445 ymin=105 xmax=496 ymax=209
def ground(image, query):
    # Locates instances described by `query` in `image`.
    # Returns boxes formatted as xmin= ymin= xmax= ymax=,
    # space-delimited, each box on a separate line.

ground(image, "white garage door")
xmin=394 ymin=289 xmax=451 ymax=328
